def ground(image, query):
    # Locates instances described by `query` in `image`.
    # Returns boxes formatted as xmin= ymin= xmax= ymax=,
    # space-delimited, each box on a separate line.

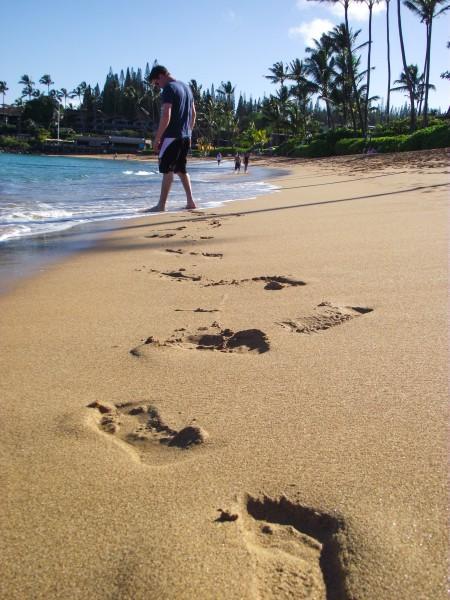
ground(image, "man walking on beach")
xmin=243 ymin=151 xmax=250 ymax=173
xmin=143 ymin=65 xmax=196 ymax=212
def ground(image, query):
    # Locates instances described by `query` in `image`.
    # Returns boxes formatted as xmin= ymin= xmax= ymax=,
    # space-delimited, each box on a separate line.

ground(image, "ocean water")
xmin=0 ymin=153 xmax=283 ymax=294
xmin=0 ymin=153 xmax=280 ymax=242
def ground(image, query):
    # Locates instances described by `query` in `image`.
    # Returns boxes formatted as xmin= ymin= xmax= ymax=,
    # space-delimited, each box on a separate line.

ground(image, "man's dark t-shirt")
xmin=161 ymin=81 xmax=193 ymax=139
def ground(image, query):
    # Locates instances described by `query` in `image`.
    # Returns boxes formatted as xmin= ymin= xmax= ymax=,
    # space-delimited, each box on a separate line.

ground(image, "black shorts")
xmin=159 ymin=137 xmax=190 ymax=174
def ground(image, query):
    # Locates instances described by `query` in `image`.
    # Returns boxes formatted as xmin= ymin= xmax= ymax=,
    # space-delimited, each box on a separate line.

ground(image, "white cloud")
xmin=296 ymin=0 xmax=386 ymax=22
xmin=329 ymin=1 xmax=385 ymax=22
xmin=289 ymin=18 xmax=335 ymax=46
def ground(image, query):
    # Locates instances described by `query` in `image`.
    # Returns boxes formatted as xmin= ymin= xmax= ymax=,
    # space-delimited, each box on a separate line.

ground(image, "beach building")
xmin=75 ymin=135 xmax=148 ymax=153
xmin=0 ymin=105 xmax=23 ymax=129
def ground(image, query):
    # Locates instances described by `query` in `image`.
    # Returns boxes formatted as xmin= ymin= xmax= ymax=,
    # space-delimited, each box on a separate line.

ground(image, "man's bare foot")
xmin=141 ymin=204 xmax=166 ymax=213
xmin=185 ymin=203 xmax=197 ymax=210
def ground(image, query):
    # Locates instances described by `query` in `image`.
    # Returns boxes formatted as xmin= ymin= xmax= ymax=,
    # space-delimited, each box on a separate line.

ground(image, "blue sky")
xmin=1 ymin=0 xmax=449 ymax=111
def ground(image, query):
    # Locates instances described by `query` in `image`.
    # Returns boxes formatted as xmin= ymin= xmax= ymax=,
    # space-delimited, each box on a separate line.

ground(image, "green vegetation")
xmin=272 ymin=122 xmax=449 ymax=158
xmin=0 ymin=135 xmax=31 ymax=151
xmin=400 ymin=122 xmax=450 ymax=149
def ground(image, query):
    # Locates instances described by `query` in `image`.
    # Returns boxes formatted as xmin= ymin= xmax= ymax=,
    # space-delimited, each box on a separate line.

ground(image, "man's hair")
xmin=149 ymin=65 xmax=170 ymax=81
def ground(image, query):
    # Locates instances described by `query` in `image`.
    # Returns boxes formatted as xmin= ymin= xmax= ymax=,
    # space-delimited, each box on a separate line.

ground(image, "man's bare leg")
xmin=177 ymin=172 xmax=196 ymax=209
xmin=142 ymin=172 xmax=174 ymax=212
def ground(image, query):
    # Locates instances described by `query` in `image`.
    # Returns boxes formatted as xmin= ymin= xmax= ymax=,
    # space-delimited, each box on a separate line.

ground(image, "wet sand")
xmin=0 ymin=148 xmax=448 ymax=599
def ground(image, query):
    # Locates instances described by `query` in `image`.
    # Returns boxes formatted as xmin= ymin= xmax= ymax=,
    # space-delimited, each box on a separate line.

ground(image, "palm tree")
xmin=18 ymin=75 xmax=35 ymax=101
xmin=274 ymin=85 xmax=293 ymax=129
xmin=217 ymin=81 xmax=236 ymax=110
xmin=288 ymin=59 xmax=309 ymax=89
xmin=305 ymin=34 xmax=337 ymax=129
xmin=356 ymin=0 xmax=380 ymax=133
xmin=265 ymin=61 xmax=289 ymax=87
xmin=189 ymin=79 xmax=203 ymax=105
xmin=262 ymin=86 xmax=293 ymax=139
xmin=217 ymin=82 xmax=236 ymax=143
xmin=397 ymin=0 xmax=417 ymax=130
xmin=123 ymin=85 xmax=139 ymax=116
xmin=71 ymin=82 xmax=87 ymax=106
xmin=265 ymin=62 xmax=292 ymax=136
xmin=286 ymin=102 xmax=307 ymax=135
xmin=403 ymin=0 xmax=450 ymax=125
xmin=385 ymin=0 xmax=392 ymax=121
xmin=287 ymin=59 xmax=316 ymax=129
xmin=39 ymin=74 xmax=54 ymax=95
xmin=328 ymin=24 xmax=366 ymax=131
xmin=202 ymin=94 xmax=224 ymax=145
xmin=391 ymin=64 xmax=435 ymax=115
xmin=57 ymin=88 xmax=71 ymax=108
xmin=309 ymin=0 xmax=365 ymax=131
xmin=0 ymin=81 xmax=8 ymax=107
xmin=329 ymin=41 xmax=353 ymax=126
xmin=262 ymin=96 xmax=286 ymax=137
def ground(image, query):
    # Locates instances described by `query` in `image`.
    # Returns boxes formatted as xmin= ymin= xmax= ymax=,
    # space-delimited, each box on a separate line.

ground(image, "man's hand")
xmin=153 ymin=103 xmax=171 ymax=154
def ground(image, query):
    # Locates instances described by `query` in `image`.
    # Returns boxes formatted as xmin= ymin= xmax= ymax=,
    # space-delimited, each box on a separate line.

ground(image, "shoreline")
xmin=0 ymin=155 xmax=287 ymax=295
xmin=1 ymin=148 xmax=448 ymax=599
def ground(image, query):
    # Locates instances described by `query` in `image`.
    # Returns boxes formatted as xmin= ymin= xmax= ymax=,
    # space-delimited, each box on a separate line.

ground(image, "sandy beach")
xmin=0 ymin=148 xmax=448 ymax=599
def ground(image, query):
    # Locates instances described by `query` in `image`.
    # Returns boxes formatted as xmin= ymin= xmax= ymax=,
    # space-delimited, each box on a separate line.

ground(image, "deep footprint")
xmin=252 ymin=276 xmax=306 ymax=290
xmin=277 ymin=302 xmax=373 ymax=334
xmin=204 ymin=274 xmax=306 ymax=289
xmin=147 ymin=270 xmax=304 ymax=289
xmin=87 ymin=401 xmax=209 ymax=464
xmin=149 ymin=268 xmax=202 ymax=282
xmin=130 ymin=322 xmax=270 ymax=355
xmin=243 ymin=495 xmax=351 ymax=600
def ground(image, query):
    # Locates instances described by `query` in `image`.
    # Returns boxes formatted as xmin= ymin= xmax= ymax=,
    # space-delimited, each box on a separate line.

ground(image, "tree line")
xmin=0 ymin=0 xmax=448 ymax=146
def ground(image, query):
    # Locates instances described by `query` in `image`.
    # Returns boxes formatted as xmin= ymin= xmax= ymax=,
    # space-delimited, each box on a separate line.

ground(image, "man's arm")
xmin=154 ymin=103 xmax=172 ymax=152
xmin=190 ymin=101 xmax=196 ymax=132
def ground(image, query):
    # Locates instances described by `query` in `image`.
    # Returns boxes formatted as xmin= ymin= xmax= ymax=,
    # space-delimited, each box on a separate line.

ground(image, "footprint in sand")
xmin=165 ymin=249 xmax=224 ymax=259
xmin=204 ymin=275 xmax=306 ymax=290
xmin=201 ymin=252 xmax=223 ymax=258
xmin=145 ymin=232 xmax=176 ymax=239
xmin=87 ymin=401 xmax=209 ymax=465
xmin=237 ymin=495 xmax=350 ymax=600
xmin=277 ymin=302 xmax=373 ymax=334
xmin=148 ymin=269 xmax=304 ymax=289
xmin=251 ymin=276 xmax=306 ymax=290
xmin=174 ymin=307 xmax=220 ymax=313
xmin=130 ymin=321 xmax=270 ymax=356
xmin=149 ymin=268 xmax=202 ymax=282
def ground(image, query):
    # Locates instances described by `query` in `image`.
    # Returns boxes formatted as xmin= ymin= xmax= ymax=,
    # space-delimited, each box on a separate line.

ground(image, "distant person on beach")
xmin=216 ymin=152 xmax=222 ymax=166
xmin=142 ymin=65 xmax=196 ymax=212
xmin=243 ymin=151 xmax=250 ymax=173
xmin=234 ymin=153 xmax=241 ymax=173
